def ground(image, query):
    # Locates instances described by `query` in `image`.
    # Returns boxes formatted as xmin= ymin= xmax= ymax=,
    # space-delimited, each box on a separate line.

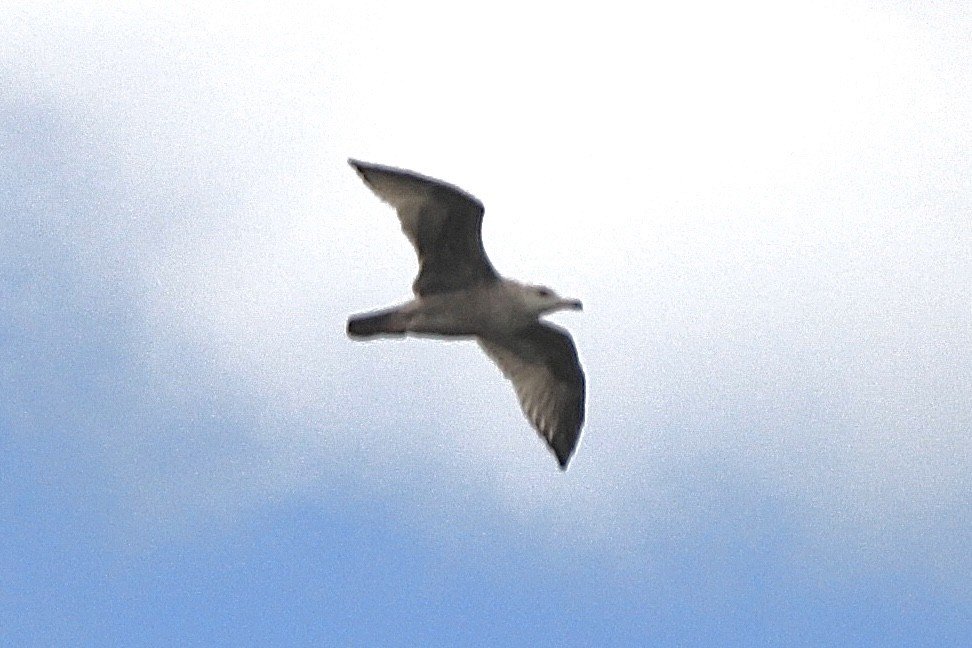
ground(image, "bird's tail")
xmin=347 ymin=308 xmax=408 ymax=338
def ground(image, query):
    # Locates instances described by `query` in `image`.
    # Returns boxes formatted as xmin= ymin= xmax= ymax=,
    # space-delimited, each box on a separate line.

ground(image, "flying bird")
xmin=346 ymin=159 xmax=586 ymax=469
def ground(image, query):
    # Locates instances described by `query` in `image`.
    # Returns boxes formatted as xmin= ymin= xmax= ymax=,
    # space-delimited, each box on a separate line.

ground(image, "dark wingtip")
xmin=553 ymin=443 xmax=574 ymax=471
xmin=348 ymin=159 xmax=381 ymax=187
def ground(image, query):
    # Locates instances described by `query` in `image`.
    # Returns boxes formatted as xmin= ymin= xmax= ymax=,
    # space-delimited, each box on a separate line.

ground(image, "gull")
xmin=346 ymin=159 xmax=586 ymax=469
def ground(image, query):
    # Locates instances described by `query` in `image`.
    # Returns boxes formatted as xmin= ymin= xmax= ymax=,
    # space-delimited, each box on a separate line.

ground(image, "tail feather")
xmin=347 ymin=308 xmax=408 ymax=338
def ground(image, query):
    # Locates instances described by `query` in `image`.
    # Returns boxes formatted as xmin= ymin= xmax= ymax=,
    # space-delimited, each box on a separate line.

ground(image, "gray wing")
xmin=349 ymin=159 xmax=499 ymax=296
xmin=478 ymin=323 xmax=586 ymax=469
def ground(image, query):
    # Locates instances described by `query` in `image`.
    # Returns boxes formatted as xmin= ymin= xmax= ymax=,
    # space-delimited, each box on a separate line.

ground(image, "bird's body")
xmin=346 ymin=159 xmax=586 ymax=468
xmin=350 ymin=280 xmax=557 ymax=338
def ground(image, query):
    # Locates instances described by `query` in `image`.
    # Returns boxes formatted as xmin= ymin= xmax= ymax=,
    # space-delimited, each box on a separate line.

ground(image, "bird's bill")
xmin=561 ymin=298 xmax=583 ymax=311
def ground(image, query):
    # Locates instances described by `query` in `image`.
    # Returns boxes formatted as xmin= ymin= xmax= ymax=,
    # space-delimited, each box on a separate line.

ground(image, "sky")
xmin=2 ymin=1 xmax=971 ymax=645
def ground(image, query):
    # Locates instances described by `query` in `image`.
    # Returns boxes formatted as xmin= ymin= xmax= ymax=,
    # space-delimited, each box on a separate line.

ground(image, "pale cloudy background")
xmin=2 ymin=1 xmax=970 ymax=645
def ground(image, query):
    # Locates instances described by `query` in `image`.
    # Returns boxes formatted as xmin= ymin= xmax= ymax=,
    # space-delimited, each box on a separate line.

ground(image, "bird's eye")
xmin=536 ymin=288 xmax=552 ymax=298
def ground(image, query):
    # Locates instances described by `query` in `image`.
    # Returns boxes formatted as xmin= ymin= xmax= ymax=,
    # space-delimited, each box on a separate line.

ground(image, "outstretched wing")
xmin=349 ymin=159 xmax=499 ymax=296
xmin=478 ymin=323 xmax=586 ymax=469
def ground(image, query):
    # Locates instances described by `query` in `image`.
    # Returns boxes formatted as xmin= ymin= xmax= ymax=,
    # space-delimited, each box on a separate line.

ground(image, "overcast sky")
xmin=3 ymin=2 xmax=971 ymax=645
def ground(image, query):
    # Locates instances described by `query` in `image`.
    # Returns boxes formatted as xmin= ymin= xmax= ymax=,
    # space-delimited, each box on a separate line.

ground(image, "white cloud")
xmin=3 ymin=2 xmax=970 ymax=587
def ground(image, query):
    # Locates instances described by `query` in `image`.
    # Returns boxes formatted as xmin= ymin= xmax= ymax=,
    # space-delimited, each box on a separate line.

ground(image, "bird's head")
xmin=523 ymin=285 xmax=583 ymax=317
